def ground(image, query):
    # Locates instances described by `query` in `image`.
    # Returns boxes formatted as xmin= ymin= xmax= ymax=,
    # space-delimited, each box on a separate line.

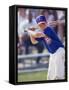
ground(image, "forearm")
xmin=29 ymin=34 xmax=38 ymax=44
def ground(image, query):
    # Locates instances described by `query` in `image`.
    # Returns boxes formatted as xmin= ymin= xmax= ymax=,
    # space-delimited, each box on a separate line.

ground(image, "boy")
xmin=28 ymin=15 xmax=65 ymax=80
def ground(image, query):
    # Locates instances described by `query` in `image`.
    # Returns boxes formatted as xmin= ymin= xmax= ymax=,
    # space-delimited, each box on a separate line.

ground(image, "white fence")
xmin=18 ymin=53 xmax=50 ymax=59
xmin=18 ymin=53 xmax=50 ymax=73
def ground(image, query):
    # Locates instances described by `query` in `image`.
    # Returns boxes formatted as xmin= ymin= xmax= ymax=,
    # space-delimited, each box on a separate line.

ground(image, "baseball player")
xmin=28 ymin=15 xmax=65 ymax=80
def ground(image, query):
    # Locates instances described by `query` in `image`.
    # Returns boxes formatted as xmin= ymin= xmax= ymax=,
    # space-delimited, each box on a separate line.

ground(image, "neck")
xmin=42 ymin=25 xmax=47 ymax=30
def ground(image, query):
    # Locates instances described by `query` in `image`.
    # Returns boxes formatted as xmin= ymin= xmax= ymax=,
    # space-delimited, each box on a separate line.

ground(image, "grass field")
xmin=18 ymin=70 xmax=48 ymax=82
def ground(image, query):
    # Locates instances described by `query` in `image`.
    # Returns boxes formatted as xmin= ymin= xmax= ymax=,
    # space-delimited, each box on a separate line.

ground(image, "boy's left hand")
xmin=35 ymin=32 xmax=45 ymax=38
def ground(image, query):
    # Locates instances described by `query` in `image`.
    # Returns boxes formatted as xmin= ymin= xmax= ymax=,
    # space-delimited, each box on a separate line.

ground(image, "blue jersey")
xmin=36 ymin=27 xmax=64 ymax=54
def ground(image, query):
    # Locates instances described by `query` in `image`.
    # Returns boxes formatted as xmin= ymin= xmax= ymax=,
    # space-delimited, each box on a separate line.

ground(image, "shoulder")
xmin=43 ymin=27 xmax=57 ymax=39
xmin=44 ymin=27 xmax=53 ymax=34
